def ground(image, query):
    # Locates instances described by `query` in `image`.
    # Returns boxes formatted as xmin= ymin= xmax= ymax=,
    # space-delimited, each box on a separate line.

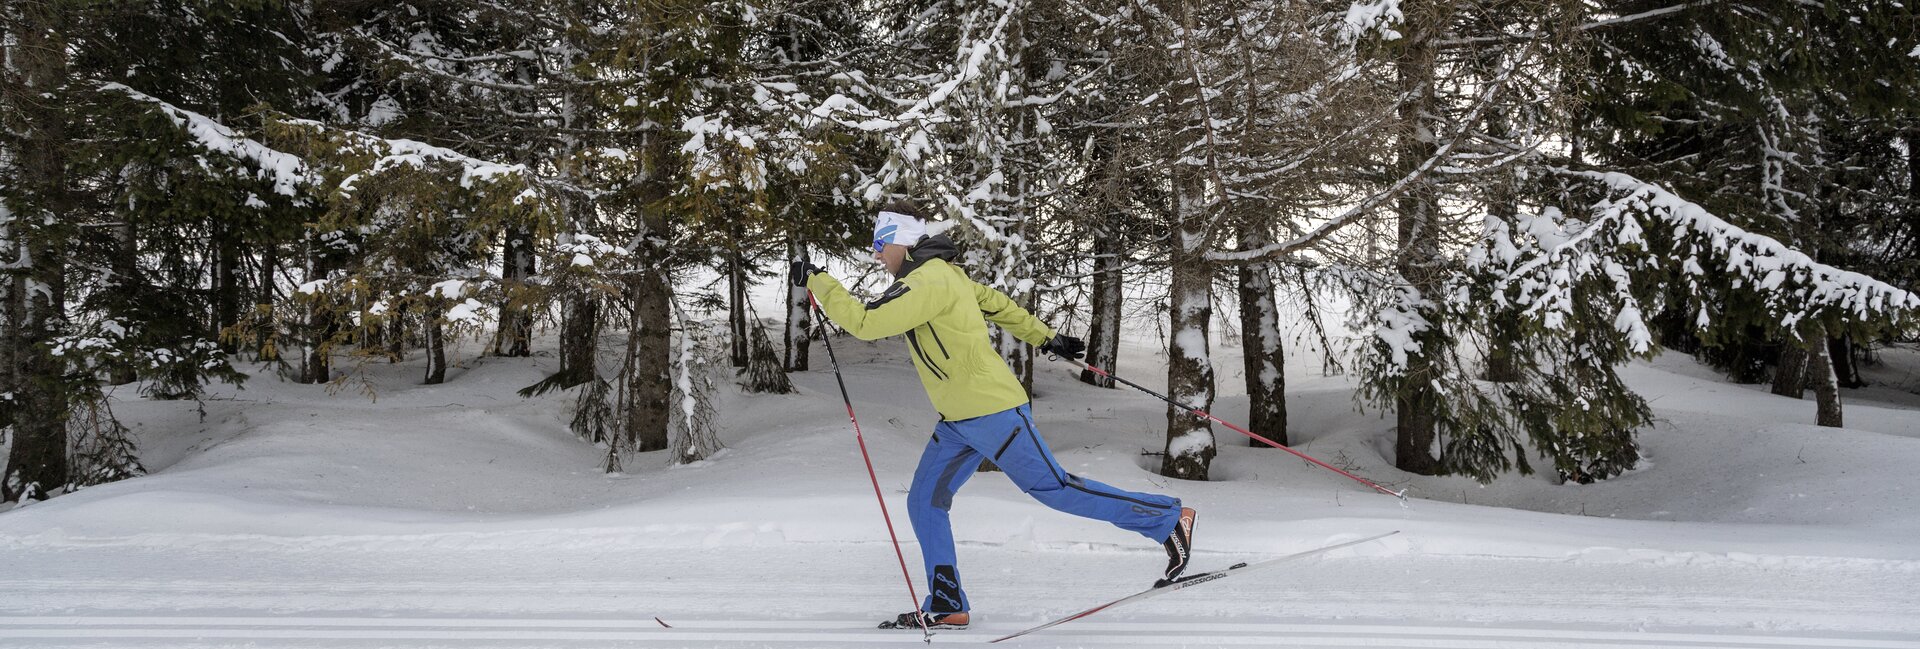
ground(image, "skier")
xmin=791 ymin=202 xmax=1197 ymax=631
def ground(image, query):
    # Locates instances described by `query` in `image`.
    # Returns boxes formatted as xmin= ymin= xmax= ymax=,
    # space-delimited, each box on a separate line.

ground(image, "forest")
xmin=2 ymin=0 xmax=1916 ymax=504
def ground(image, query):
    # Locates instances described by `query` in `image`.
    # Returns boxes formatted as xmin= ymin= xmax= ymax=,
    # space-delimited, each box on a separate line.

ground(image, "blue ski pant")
xmin=908 ymin=403 xmax=1181 ymax=614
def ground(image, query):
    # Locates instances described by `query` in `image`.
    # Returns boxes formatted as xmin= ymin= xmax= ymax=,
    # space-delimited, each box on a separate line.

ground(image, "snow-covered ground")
xmin=3 ymin=322 xmax=1919 ymax=648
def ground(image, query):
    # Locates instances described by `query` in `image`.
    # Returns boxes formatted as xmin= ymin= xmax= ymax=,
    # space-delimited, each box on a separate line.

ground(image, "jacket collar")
xmin=896 ymin=234 xmax=959 ymax=278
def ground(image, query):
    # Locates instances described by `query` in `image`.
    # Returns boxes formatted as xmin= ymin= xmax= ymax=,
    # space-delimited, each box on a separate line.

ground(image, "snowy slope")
xmin=2 ymin=328 xmax=1918 ymax=648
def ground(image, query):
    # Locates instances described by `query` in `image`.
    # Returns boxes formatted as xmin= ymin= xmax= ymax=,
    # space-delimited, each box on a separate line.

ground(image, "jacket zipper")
xmin=927 ymin=326 xmax=951 ymax=359
xmin=906 ymin=329 xmax=948 ymax=380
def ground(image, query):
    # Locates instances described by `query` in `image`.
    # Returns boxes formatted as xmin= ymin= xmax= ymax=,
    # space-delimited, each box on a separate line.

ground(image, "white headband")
xmin=873 ymin=210 xmax=927 ymax=248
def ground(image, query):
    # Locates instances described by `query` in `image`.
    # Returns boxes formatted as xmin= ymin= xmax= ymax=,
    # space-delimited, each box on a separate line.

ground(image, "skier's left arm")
xmin=971 ymin=280 xmax=1061 ymax=347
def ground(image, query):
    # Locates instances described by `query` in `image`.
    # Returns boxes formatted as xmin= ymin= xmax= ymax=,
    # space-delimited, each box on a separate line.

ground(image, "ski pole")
xmin=1062 ymin=357 xmax=1408 ymax=501
xmin=802 ymin=257 xmax=931 ymax=641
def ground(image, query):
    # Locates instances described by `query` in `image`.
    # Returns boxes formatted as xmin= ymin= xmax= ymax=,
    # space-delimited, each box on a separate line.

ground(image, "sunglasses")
xmin=872 ymin=238 xmax=888 ymax=254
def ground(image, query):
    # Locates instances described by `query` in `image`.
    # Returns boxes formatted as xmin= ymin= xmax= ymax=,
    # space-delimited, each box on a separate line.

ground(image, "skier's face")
xmin=876 ymin=243 xmax=909 ymax=275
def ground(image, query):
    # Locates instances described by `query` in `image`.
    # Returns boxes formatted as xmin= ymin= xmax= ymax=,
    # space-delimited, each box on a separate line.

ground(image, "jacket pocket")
xmin=927 ymin=325 xmax=951 ymax=359
xmin=906 ymin=328 xmax=948 ymax=380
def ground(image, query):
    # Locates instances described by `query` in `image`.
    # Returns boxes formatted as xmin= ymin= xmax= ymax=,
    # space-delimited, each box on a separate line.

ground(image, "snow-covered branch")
xmin=275 ymin=118 xmax=532 ymax=196
xmin=102 ymin=83 xmax=317 ymax=197
xmin=1434 ymin=0 xmax=1723 ymax=49
xmin=1480 ymin=167 xmax=1920 ymax=353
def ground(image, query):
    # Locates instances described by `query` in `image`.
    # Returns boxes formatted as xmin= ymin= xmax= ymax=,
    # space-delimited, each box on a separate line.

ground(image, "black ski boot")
xmin=879 ymin=611 xmax=969 ymax=630
xmin=1156 ymin=507 xmax=1198 ymax=587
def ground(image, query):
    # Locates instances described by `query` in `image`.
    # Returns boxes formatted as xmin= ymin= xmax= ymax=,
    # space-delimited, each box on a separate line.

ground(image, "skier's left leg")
xmin=986 ymin=404 xmax=1182 ymax=542
xmin=905 ymin=422 xmax=984 ymax=616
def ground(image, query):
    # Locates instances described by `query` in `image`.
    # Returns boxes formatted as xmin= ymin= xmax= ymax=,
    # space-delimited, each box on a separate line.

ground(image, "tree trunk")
xmin=1237 ymin=260 xmax=1286 ymax=447
xmin=1082 ymin=212 xmax=1123 ymax=389
xmin=1483 ymin=312 xmax=1521 ymax=383
xmin=109 ymin=220 xmax=139 ymax=385
xmin=213 ymin=223 xmax=240 ymax=353
xmin=1394 ymin=390 xmax=1440 ymax=474
xmin=1806 ymin=322 xmax=1842 ymax=428
xmin=626 ymin=265 xmax=673 ymax=453
xmin=624 ymin=149 xmax=674 ymax=452
xmin=301 ymin=252 xmax=335 ymax=384
xmin=668 ymin=308 xmax=723 ymax=463
xmin=385 ymin=306 xmax=406 ymax=362
xmin=1772 ymin=341 xmax=1808 ymax=397
xmin=1829 ymin=336 xmax=1863 ymax=388
xmin=560 ymin=294 xmax=598 ymax=386
xmin=1482 ymin=132 xmax=1520 ymax=385
xmin=1391 ymin=22 xmax=1442 ymax=476
xmin=784 ymin=237 xmax=811 ymax=372
xmin=728 ymin=220 xmax=749 ymax=368
xmin=2 ymin=2 xmax=73 ymax=501
xmin=256 ymin=242 xmax=280 ymax=361
xmin=492 ymin=223 xmax=535 ymax=357
xmin=1909 ymin=129 xmax=1919 ymax=218
xmin=423 ymin=304 xmax=447 ymax=385
xmin=1161 ymin=174 xmax=1216 ymax=481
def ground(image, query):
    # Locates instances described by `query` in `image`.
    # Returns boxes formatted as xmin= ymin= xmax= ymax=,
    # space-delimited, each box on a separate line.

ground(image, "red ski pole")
xmin=1065 ymin=358 xmax=1407 ymax=501
xmin=804 ymin=280 xmax=931 ymax=641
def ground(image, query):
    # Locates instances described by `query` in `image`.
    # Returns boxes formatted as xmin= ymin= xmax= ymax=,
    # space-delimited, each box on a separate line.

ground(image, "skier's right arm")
xmin=805 ymin=273 xmax=942 ymax=340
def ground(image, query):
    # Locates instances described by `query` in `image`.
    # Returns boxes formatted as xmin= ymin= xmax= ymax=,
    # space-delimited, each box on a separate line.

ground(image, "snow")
xmin=1693 ymin=30 xmax=1736 ymax=71
xmin=1164 ymin=430 xmax=1215 ymax=458
xmin=1171 ymin=328 xmax=1209 ymax=365
xmin=364 ymin=96 xmax=403 ymax=127
xmin=444 ymin=298 xmax=486 ymax=324
xmin=1341 ymin=0 xmax=1404 ymax=41
xmin=2 ymin=289 xmax=1919 ymax=647
xmin=274 ymin=118 xmax=528 ymax=194
xmin=366 ymin=139 xmax=525 ymax=189
xmin=1553 ymin=167 xmax=1920 ymax=322
xmin=103 ymin=83 xmax=316 ymax=197
xmin=1371 ymin=285 xmax=1432 ymax=370
xmin=427 ymin=279 xmax=469 ymax=299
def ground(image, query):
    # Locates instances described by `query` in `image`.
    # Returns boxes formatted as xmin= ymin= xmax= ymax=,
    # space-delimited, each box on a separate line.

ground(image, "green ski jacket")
xmin=807 ymin=235 xmax=1054 ymax=421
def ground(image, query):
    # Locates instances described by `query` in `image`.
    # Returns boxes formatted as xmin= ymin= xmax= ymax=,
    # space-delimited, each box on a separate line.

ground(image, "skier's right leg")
xmin=905 ymin=423 xmax=984 ymax=618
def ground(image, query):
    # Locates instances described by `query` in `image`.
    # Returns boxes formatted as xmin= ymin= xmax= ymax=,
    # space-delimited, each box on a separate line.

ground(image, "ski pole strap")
xmin=1067 ymin=359 xmax=1406 ymax=500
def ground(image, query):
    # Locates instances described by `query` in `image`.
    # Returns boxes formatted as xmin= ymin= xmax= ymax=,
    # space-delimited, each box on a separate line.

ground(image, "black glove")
xmin=789 ymin=260 xmax=825 ymax=287
xmin=1039 ymin=334 xmax=1086 ymax=360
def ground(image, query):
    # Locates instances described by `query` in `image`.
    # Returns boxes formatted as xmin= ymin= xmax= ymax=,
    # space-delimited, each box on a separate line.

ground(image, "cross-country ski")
xmin=990 ymin=531 xmax=1401 ymax=643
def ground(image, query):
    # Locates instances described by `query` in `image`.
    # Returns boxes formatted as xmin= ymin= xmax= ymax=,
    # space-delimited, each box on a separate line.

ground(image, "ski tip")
xmin=654 ymin=617 xmax=671 ymax=628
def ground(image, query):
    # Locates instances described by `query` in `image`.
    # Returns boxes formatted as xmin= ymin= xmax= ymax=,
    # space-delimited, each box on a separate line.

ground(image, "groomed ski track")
xmin=5 ymin=341 xmax=1918 ymax=648
xmin=3 ymin=542 xmax=1913 ymax=648
xmin=4 ymin=617 xmax=1916 ymax=648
